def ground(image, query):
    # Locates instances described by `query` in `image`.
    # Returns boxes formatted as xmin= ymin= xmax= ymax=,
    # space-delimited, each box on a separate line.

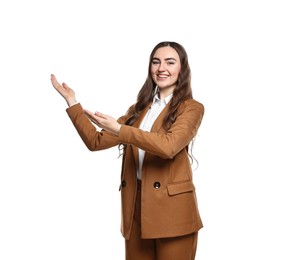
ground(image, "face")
xmin=150 ymin=46 xmax=181 ymax=96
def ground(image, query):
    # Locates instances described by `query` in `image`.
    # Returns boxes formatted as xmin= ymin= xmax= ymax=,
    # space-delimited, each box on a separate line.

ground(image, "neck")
xmin=159 ymin=86 xmax=175 ymax=100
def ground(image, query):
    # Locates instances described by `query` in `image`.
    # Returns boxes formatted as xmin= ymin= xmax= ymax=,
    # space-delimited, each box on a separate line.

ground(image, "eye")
xmin=152 ymin=60 xmax=160 ymax=65
xmin=167 ymin=61 xmax=175 ymax=65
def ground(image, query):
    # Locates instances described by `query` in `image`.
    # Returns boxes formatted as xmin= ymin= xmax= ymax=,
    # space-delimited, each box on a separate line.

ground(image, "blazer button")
xmin=153 ymin=182 xmax=161 ymax=189
xmin=121 ymin=180 xmax=126 ymax=188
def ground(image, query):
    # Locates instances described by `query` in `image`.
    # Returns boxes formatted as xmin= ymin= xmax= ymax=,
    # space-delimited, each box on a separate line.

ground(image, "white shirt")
xmin=137 ymin=93 xmax=173 ymax=180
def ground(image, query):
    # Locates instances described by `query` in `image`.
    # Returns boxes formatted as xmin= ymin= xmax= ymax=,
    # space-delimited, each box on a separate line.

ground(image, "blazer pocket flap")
xmin=167 ymin=181 xmax=195 ymax=196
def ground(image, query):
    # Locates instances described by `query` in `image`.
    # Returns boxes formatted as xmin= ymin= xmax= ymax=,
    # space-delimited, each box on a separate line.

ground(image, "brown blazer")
xmin=66 ymin=98 xmax=204 ymax=240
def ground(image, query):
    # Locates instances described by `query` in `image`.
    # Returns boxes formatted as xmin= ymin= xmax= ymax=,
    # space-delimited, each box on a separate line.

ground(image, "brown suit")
xmin=66 ymin=98 xmax=204 ymax=240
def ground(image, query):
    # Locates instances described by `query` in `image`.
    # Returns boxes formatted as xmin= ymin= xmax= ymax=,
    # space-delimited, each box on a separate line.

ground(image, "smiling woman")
xmin=51 ymin=41 xmax=204 ymax=260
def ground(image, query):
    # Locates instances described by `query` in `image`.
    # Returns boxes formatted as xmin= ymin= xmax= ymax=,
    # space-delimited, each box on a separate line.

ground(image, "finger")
xmin=50 ymin=74 xmax=61 ymax=89
xmin=94 ymin=111 xmax=106 ymax=118
xmin=50 ymin=74 xmax=56 ymax=81
xmin=50 ymin=74 xmax=58 ymax=84
xmin=84 ymin=110 xmax=99 ymax=122
xmin=83 ymin=109 xmax=93 ymax=117
xmin=62 ymin=82 xmax=69 ymax=90
xmin=84 ymin=111 xmax=103 ymax=127
xmin=84 ymin=110 xmax=100 ymax=120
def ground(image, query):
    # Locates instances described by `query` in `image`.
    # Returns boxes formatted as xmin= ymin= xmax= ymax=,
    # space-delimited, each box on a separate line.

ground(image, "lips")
xmin=157 ymin=74 xmax=169 ymax=79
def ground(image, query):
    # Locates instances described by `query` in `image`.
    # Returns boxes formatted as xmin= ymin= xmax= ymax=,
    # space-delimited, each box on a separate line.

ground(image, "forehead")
xmin=153 ymin=46 xmax=180 ymax=60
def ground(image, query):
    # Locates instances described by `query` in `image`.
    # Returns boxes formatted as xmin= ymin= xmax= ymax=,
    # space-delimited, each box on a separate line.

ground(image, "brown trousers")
xmin=125 ymin=180 xmax=198 ymax=260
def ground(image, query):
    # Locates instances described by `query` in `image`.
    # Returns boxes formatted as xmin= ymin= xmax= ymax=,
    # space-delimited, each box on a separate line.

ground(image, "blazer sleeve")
xmin=117 ymin=99 xmax=204 ymax=159
xmin=66 ymin=103 xmax=126 ymax=151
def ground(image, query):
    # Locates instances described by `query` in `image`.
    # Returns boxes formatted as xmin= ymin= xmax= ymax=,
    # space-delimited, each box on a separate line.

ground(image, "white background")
xmin=1 ymin=0 xmax=296 ymax=259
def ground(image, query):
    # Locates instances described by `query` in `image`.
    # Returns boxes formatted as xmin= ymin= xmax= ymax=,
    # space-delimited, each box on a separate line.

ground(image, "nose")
xmin=158 ymin=62 xmax=166 ymax=71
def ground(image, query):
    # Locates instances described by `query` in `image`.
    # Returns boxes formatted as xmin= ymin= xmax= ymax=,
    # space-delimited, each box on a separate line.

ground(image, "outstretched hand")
xmin=84 ymin=109 xmax=121 ymax=135
xmin=51 ymin=74 xmax=120 ymax=134
xmin=50 ymin=74 xmax=78 ymax=107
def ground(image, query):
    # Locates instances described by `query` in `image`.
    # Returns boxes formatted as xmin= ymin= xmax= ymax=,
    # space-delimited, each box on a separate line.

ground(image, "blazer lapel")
xmin=150 ymin=101 xmax=170 ymax=133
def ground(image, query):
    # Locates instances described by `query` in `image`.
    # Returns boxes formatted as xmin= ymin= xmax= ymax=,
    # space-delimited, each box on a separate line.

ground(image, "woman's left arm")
xmin=87 ymin=100 xmax=204 ymax=159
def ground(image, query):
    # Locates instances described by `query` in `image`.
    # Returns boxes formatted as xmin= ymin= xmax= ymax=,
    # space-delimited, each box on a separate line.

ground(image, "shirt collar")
xmin=153 ymin=92 xmax=173 ymax=105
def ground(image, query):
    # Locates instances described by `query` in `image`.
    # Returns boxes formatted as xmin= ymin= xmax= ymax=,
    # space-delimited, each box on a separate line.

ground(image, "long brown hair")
xmin=125 ymin=41 xmax=193 ymax=130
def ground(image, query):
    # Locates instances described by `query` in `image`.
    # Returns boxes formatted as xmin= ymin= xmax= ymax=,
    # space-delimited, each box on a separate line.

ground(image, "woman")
xmin=51 ymin=41 xmax=204 ymax=260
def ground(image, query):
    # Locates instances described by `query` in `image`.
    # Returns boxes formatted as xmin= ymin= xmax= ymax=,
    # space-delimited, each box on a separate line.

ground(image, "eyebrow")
xmin=152 ymin=57 xmax=177 ymax=61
